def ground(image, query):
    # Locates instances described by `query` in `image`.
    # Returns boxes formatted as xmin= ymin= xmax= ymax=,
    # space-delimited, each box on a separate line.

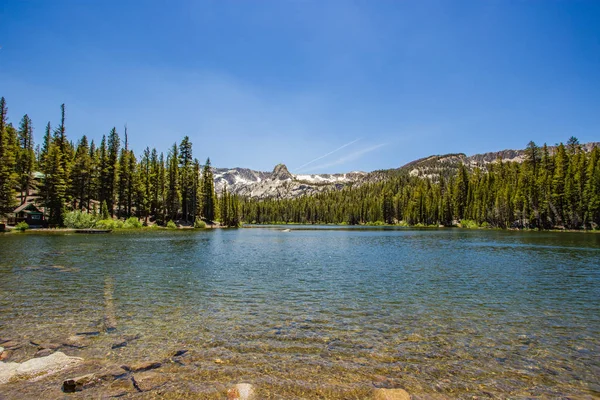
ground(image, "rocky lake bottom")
xmin=0 ymin=227 xmax=598 ymax=399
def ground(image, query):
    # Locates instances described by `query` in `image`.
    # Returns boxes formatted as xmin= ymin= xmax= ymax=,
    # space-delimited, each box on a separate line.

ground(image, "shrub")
xmin=100 ymin=200 xmax=110 ymax=220
xmin=166 ymin=220 xmax=177 ymax=229
xmin=63 ymin=210 xmax=97 ymax=229
xmin=194 ymin=219 xmax=206 ymax=229
xmin=96 ymin=219 xmax=118 ymax=230
xmin=123 ymin=217 xmax=142 ymax=229
xmin=15 ymin=221 xmax=29 ymax=231
xmin=460 ymin=219 xmax=479 ymax=229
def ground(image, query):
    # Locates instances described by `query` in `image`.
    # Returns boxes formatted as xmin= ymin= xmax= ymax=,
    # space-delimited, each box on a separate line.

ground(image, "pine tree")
xmin=16 ymin=114 xmax=35 ymax=203
xmin=106 ymin=128 xmax=120 ymax=216
xmin=39 ymin=122 xmax=52 ymax=169
xmin=201 ymin=158 xmax=216 ymax=222
xmin=179 ymin=136 xmax=194 ymax=223
xmin=43 ymin=140 xmax=68 ymax=225
xmin=220 ymin=183 xmax=229 ymax=226
xmin=117 ymin=128 xmax=131 ymax=218
xmin=70 ymin=135 xmax=91 ymax=210
xmin=166 ymin=143 xmax=180 ymax=222
xmin=0 ymin=97 xmax=18 ymax=219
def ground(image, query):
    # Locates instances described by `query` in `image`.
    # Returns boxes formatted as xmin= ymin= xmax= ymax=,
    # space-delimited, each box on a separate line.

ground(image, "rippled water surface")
xmin=1 ymin=227 xmax=599 ymax=398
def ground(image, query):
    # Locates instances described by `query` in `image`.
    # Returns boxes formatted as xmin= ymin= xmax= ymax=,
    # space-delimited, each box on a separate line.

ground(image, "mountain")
xmin=213 ymin=164 xmax=367 ymax=199
xmin=214 ymin=142 xmax=599 ymax=199
xmin=399 ymin=142 xmax=600 ymax=180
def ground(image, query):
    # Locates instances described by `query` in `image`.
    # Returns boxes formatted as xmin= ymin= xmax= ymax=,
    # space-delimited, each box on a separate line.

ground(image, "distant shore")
xmin=2 ymin=222 xmax=598 ymax=234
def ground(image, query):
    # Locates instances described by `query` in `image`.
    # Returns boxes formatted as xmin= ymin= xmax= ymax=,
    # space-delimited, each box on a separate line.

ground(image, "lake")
xmin=0 ymin=227 xmax=599 ymax=398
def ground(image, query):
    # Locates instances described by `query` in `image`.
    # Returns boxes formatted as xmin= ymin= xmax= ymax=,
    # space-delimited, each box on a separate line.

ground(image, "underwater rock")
xmin=227 ymin=383 xmax=256 ymax=400
xmin=111 ymin=341 xmax=127 ymax=349
xmin=122 ymin=361 xmax=162 ymax=373
xmin=0 ymin=351 xmax=83 ymax=384
xmin=62 ymin=373 xmax=96 ymax=392
xmin=63 ymin=335 xmax=88 ymax=348
xmin=132 ymin=371 xmax=169 ymax=391
xmin=0 ymin=340 xmax=22 ymax=350
xmin=373 ymin=388 xmax=411 ymax=400
xmin=34 ymin=349 xmax=54 ymax=358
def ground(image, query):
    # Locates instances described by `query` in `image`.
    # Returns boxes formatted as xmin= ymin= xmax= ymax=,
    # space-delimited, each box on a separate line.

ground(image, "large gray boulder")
xmin=0 ymin=351 xmax=83 ymax=384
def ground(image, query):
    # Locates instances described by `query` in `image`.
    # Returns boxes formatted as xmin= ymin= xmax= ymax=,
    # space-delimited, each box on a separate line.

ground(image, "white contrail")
xmin=295 ymin=138 xmax=360 ymax=172
xmin=302 ymin=143 xmax=386 ymax=172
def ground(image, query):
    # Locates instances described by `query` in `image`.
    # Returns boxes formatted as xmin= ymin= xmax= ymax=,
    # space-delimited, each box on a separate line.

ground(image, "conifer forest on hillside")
xmin=0 ymin=97 xmax=599 ymax=231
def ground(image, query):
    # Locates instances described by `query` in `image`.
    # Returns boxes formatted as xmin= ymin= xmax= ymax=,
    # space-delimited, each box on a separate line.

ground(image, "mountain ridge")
xmin=214 ymin=142 xmax=599 ymax=199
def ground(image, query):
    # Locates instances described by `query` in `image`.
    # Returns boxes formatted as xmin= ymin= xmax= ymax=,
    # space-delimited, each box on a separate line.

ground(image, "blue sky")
xmin=1 ymin=1 xmax=599 ymax=173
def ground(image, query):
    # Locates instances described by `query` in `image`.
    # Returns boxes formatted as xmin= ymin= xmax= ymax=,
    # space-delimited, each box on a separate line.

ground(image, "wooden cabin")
xmin=10 ymin=203 xmax=47 ymax=227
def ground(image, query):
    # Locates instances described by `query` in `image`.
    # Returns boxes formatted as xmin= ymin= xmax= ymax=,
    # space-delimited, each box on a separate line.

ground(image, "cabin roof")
xmin=13 ymin=202 xmax=42 ymax=214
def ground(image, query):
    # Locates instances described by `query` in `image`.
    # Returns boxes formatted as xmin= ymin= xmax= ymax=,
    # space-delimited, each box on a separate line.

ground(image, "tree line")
xmin=0 ymin=97 xmax=241 ymax=227
xmin=1 ymin=96 xmax=598 ymax=231
xmin=241 ymin=138 xmax=600 ymax=230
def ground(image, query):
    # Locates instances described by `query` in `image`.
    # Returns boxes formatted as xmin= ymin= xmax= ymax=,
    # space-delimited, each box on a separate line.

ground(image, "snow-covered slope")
xmin=213 ymin=164 xmax=367 ymax=199
xmin=213 ymin=142 xmax=599 ymax=199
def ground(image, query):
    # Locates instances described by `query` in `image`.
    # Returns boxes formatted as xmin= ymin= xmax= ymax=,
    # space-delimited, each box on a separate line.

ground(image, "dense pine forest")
xmin=1 ymin=96 xmax=598 ymax=230
xmin=0 ymin=97 xmax=241 ymax=228
xmin=242 ymin=139 xmax=600 ymax=230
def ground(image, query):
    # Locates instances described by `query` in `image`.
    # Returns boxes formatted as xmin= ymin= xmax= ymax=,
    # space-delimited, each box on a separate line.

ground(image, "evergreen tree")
xmin=166 ymin=143 xmax=180 ymax=221
xmin=179 ymin=136 xmax=194 ymax=222
xmin=0 ymin=97 xmax=18 ymax=218
xmin=201 ymin=158 xmax=216 ymax=222
xmin=106 ymin=127 xmax=120 ymax=216
xmin=70 ymin=135 xmax=91 ymax=210
xmin=117 ymin=128 xmax=131 ymax=218
xmin=16 ymin=114 xmax=35 ymax=203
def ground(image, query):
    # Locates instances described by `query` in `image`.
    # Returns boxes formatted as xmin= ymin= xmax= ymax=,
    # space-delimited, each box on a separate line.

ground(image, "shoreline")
xmin=1 ymin=223 xmax=598 ymax=234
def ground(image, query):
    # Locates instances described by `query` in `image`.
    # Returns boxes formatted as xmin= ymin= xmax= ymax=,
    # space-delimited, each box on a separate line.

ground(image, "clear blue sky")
xmin=1 ymin=1 xmax=599 ymax=173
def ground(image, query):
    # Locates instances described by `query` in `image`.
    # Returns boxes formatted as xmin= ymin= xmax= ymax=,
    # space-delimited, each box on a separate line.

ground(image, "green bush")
xmin=15 ymin=221 xmax=29 ymax=231
xmin=460 ymin=219 xmax=480 ymax=229
xmin=123 ymin=217 xmax=142 ymax=229
xmin=194 ymin=219 xmax=206 ymax=229
xmin=63 ymin=210 xmax=97 ymax=229
xmin=96 ymin=219 xmax=119 ymax=230
xmin=166 ymin=220 xmax=177 ymax=229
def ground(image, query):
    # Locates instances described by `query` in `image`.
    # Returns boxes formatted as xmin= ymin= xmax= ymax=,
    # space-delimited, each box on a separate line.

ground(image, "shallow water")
xmin=0 ymin=227 xmax=599 ymax=398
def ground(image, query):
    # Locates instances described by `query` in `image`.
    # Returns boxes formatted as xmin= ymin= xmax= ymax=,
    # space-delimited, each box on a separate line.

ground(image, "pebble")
xmin=0 ymin=350 xmax=11 ymax=361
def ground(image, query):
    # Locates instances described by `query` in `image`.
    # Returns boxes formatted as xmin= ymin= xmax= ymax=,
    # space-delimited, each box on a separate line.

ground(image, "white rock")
xmin=227 ymin=383 xmax=256 ymax=400
xmin=0 ymin=347 xmax=3 ymax=353
xmin=0 ymin=351 xmax=83 ymax=384
xmin=373 ymin=388 xmax=411 ymax=400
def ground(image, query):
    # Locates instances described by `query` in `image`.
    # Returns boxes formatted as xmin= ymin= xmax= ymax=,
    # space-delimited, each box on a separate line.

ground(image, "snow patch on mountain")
xmin=213 ymin=165 xmax=367 ymax=199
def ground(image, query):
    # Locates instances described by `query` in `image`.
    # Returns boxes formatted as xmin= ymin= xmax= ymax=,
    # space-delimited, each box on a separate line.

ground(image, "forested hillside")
xmin=1 ymin=96 xmax=598 ymax=230
xmin=241 ymin=139 xmax=600 ymax=230
xmin=0 ymin=97 xmax=241 ymax=227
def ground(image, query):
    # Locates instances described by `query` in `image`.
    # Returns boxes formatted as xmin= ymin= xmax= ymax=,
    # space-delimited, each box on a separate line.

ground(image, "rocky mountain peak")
xmin=271 ymin=164 xmax=293 ymax=181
